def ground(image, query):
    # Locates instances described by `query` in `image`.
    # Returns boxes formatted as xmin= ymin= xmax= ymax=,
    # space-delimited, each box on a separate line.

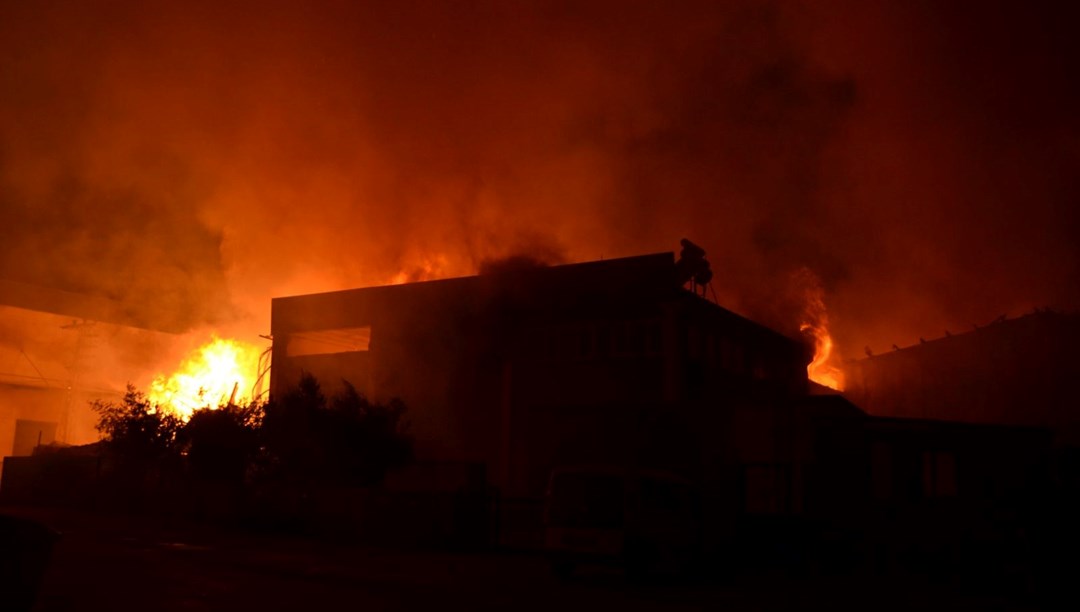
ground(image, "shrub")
xmin=261 ymin=373 xmax=412 ymax=487
xmin=92 ymin=385 xmax=183 ymax=464
xmin=178 ymin=403 xmax=260 ymax=484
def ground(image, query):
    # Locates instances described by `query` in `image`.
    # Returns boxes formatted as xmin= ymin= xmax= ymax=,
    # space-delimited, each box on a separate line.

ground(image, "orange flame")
xmin=800 ymin=321 xmax=844 ymax=390
xmin=795 ymin=267 xmax=844 ymax=391
xmin=389 ymin=255 xmax=450 ymax=285
xmin=148 ymin=336 xmax=264 ymax=420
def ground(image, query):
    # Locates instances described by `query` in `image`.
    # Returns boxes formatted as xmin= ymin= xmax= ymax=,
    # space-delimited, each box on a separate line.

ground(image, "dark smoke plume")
xmin=0 ymin=0 xmax=1076 ymax=357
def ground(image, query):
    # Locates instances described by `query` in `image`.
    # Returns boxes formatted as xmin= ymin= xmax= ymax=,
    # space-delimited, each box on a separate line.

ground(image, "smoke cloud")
xmin=1 ymin=0 xmax=1077 ymax=359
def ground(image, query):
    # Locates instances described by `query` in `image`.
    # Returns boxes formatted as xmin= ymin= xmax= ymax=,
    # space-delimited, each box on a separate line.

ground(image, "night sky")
xmin=1 ymin=0 xmax=1077 ymax=358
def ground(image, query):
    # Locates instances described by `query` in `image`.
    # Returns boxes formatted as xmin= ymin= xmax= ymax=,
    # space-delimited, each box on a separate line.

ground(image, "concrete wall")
xmin=1 ymin=304 xmax=176 ymax=454
xmin=846 ymin=312 xmax=1080 ymax=428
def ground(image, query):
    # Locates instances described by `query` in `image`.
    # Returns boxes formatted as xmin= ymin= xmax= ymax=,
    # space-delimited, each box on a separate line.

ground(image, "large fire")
xmin=148 ymin=336 xmax=265 ymax=420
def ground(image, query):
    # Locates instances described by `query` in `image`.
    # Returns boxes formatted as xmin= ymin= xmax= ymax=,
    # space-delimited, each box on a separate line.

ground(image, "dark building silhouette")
xmin=845 ymin=311 xmax=1080 ymax=433
xmin=270 ymin=253 xmax=811 ymax=500
xmin=268 ymin=253 xmax=1059 ymax=565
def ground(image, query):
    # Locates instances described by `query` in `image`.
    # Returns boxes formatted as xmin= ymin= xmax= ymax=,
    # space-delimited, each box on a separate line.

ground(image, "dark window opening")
xmin=286 ymin=326 xmax=371 ymax=356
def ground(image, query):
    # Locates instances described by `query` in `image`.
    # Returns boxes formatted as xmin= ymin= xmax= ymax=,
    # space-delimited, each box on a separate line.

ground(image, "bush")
xmin=92 ymin=385 xmax=183 ymax=465
xmin=179 ymin=403 xmax=261 ymax=484
xmin=261 ymin=373 xmax=412 ymax=487
xmin=92 ymin=373 xmax=411 ymax=503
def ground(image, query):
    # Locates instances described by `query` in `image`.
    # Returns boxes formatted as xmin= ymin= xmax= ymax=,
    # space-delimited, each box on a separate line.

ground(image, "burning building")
xmin=270 ymin=251 xmax=812 ymax=498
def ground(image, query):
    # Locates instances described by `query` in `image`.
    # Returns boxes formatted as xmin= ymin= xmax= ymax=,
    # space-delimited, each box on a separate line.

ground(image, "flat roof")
xmin=270 ymin=252 xmax=803 ymax=349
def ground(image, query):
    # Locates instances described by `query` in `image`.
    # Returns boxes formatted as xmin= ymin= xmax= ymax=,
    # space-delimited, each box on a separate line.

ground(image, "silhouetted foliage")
xmin=262 ymin=373 xmax=412 ymax=487
xmin=178 ymin=403 xmax=261 ymax=484
xmin=91 ymin=374 xmax=410 ymax=515
xmin=92 ymin=385 xmax=183 ymax=464
xmin=328 ymin=382 xmax=413 ymax=485
xmin=93 ymin=386 xmax=262 ymax=486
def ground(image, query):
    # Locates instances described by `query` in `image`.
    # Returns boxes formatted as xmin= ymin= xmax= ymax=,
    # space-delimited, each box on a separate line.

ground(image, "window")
xmin=286 ymin=326 xmax=371 ymax=356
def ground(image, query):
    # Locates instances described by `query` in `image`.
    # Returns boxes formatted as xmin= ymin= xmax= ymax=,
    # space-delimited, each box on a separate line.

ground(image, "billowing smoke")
xmin=1 ymin=0 xmax=1077 ymax=361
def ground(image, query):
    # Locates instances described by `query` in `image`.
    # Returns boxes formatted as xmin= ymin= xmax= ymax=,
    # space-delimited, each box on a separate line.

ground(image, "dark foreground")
xmin=3 ymin=506 xmax=1042 ymax=611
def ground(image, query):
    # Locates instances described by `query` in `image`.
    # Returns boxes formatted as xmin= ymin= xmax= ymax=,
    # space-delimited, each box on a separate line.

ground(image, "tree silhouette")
xmin=178 ymin=402 xmax=260 ymax=484
xmin=92 ymin=385 xmax=183 ymax=464
xmin=261 ymin=373 xmax=412 ymax=487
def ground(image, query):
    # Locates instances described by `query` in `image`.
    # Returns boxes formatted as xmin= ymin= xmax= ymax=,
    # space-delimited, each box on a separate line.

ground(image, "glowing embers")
xmin=148 ymin=337 xmax=263 ymax=419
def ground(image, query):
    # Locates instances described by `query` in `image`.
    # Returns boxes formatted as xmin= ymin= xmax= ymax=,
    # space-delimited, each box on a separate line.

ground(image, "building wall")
xmin=845 ymin=312 xmax=1080 ymax=429
xmin=270 ymin=254 xmax=812 ymax=499
xmin=0 ymin=304 xmax=176 ymax=456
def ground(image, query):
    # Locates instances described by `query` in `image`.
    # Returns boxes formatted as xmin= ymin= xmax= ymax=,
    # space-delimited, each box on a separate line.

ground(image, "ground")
xmin=3 ymin=506 xmax=1040 ymax=611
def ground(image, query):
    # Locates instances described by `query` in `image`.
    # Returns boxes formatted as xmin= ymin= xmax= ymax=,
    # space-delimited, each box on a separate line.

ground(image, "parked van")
xmin=543 ymin=465 xmax=701 ymax=577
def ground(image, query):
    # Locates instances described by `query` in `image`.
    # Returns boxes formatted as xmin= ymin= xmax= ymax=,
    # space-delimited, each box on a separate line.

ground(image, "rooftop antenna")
xmin=675 ymin=238 xmax=715 ymax=301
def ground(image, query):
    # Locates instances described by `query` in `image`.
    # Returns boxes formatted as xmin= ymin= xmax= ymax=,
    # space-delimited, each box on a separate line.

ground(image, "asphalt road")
xmin=3 ymin=507 xmax=1039 ymax=611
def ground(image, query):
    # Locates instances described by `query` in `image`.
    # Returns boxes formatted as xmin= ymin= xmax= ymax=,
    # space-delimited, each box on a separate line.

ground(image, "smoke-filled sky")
xmin=1 ymin=0 xmax=1077 ymax=358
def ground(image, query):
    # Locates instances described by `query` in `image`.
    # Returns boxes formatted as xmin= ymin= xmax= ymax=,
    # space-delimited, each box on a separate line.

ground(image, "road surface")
xmin=1 ymin=507 xmax=1037 ymax=611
